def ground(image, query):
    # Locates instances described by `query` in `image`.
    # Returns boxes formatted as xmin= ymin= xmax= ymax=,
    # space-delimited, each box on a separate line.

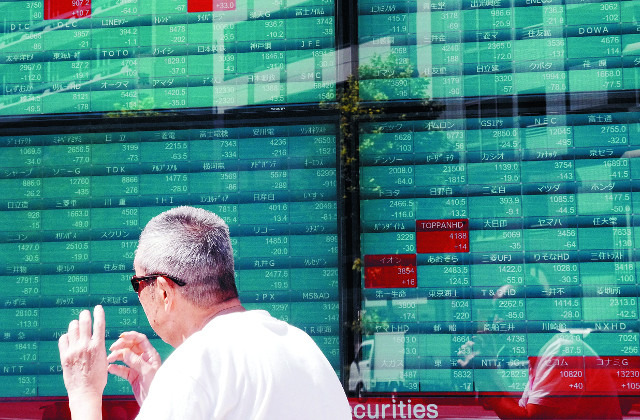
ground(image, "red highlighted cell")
xmin=585 ymin=355 xmax=640 ymax=395
xmin=188 ymin=0 xmax=236 ymax=13
xmin=364 ymin=254 xmax=416 ymax=289
xmin=44 ymin=0 xmax=90 ymax=20
xmin=416 ymin=219 xmax=469 ymax=253
xmin=528 ymin=356 xmax=640 ymax=396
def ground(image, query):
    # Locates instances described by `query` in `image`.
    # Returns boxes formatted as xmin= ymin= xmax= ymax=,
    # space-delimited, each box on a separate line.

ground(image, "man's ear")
xmin=156 ymin=276 xmax=175 ymax=311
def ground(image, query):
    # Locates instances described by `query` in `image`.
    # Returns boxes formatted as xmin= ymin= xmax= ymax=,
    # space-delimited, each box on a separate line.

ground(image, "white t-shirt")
xmin=136 ymin=310 xmax=351 ymax=420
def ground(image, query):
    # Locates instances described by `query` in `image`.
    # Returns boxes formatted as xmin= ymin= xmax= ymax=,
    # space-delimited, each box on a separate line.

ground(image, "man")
xmin=58 ymin=206 xmax=351 ymax=419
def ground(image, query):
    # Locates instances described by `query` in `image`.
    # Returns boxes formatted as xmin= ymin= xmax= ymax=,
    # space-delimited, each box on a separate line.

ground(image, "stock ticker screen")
xmin=359 ymin=0 xmax=640 ymax=100
xmin=355 ymin=0 xmax=640 ymax=400
xmin=359 ymin=112 xmax=640 ymax=395
xmin=0 ymin=121 xmax=340 ymax=397
xmin=0 ymin=0 xmax=335 ymax=115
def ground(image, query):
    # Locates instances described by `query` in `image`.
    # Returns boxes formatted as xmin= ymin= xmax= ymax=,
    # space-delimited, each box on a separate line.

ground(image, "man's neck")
xmin=177 ymin=298 xmax=245 ymax=345
xmin=204 ymin=298 xmax=245 ymax=325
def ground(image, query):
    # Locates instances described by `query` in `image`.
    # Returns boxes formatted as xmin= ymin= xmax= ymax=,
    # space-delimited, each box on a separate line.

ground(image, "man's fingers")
xmin=68 ymin=319 xmax=79 ymax=342
xmin=107 ymin=363 xmax=131 ymax=381
xmin=109 ymin=332 xmax=159 ymax=363
xmin=92 ymin=305 xmax=106 ymax=344
xmin=135 ymin=335 xmax=159 ymax=357
xmin=109 ymin=331 xmax=150 ymax=352
xmin=139 ymin=351 xmax=152 ymax=363
xmin=122 ymin=349 xmax=144 ymax=369
xmin=108 ymin=348 xmax=143 ymax=370
xmin=78 ymin=310 xmax=92 ymax=341
xmin=106 ymin=348 xmax=126 ymax=364
xmin=108 ymin=337 xmax=132 ymax=353
xmin=58 ymin=333 xmax=69 ymax=358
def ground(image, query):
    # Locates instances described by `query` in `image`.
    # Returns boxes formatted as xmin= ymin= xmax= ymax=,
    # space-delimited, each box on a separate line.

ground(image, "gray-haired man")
xmin=59 ymin=206 xmax=351 ymax=419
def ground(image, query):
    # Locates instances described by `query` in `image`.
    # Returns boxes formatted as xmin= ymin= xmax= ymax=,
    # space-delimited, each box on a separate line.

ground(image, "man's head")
xmin=134 ymin=206 xmax=238 ymax=308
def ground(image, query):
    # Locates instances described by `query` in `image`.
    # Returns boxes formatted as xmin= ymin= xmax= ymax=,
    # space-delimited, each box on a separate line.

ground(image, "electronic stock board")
xmin=0 ymin=0 xmax=335 ymax=114
xmin=356 ymin=0 xmax=640 ymax=405
xmin=0 ymin=120 xmax=341 ymax=397
xmin=0 ymin=0 xmax=341 ymax=400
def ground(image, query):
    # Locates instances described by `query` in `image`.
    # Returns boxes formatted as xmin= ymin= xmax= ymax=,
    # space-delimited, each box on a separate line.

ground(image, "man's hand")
xmin=58 ymin=305 xmax=108 ymax=420
xmin=107 ymin=331 xmax=162 ymax=406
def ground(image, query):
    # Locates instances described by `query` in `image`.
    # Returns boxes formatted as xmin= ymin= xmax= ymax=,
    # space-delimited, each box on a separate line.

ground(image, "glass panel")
xmin=0 ymin=119 xmax=340 ymax=399
xmin=353 ymin=0 xmax=640 ymax=418
xmin=0 ymin=0 xmax=336 ymax=115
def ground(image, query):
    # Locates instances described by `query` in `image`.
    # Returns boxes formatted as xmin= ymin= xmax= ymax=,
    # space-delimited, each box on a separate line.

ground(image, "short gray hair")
xmin=134 ymin=206 xmax=238 ymax=307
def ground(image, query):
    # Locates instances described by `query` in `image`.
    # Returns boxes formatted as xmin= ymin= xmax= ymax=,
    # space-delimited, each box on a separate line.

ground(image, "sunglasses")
xmin=130 ymin=273 xmax=187 ymax=293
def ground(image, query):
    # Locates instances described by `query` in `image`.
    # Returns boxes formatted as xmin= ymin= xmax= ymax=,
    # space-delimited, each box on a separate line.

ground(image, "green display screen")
xmin=353 ymin=0 xmax=640 ymax=402
xmin=358 ymin=0 xmax=640 ymax=100
xmin=358 ymin=111 xmax=640 ymax=394
xmin=0 ymin=0 xmax=335 ymax=115
xmin=0 ymin=120 xmax=340 ymax=397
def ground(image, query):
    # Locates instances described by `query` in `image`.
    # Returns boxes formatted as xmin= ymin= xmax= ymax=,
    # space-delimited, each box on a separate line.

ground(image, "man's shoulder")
xmin=149 ymin=310 xmax=349 ymax=420
xmin=199 ymin=309 xmax=324 ymax=360
xmin=205 ymin=309 xmax=301 ymax=337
